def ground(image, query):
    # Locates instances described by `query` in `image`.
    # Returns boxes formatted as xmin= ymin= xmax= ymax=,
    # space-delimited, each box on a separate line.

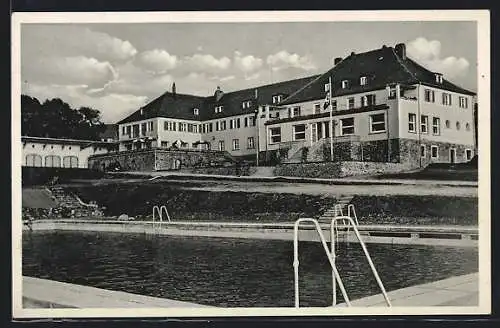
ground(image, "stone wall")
xmin=399 ymin=138 xmax=475 ymax=168
xmin=274 ymin=161 xmax=408 ymax=178
xmin=182 ymin=165 xmax=257 ymax=176
xmin=88 ymin=149 xmax=231 ymax=172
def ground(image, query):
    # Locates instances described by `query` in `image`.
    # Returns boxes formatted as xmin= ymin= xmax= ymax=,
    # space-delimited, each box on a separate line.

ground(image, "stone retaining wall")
xmin=274 ymin=161 xmax=409 ymax=179
xmin=88 ymin=149 xmax=231 ymax=172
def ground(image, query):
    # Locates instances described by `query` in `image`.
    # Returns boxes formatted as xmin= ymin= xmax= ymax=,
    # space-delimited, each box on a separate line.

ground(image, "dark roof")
xmin=280 ymin=46 xmax=475 ymax=105
xmin=21 ymin=136 xmax=117 ymax=146
xmin=117 ymin=92 xmax=206 ymax=124
xmin=117 ymin=75 xmax=319 ymax=124
xmin=99 ymin=124 xmax=118 ymax=140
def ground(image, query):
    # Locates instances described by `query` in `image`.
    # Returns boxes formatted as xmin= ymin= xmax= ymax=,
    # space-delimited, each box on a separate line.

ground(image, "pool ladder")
xmin=152 ymin=205 xmax=171 ymax=232
xmin=293 ymin=214 xmax=391 ymax=308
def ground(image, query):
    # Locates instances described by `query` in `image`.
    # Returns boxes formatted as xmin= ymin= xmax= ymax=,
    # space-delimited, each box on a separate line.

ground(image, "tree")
xmin=21 ymin=95 xmax=106 ymax=140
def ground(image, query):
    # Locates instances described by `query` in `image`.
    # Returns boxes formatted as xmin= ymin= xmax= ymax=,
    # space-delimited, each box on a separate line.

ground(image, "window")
xmin=250 ymin=117 xmax=256 ymax=126
xmin=232 ymin=139 xmax=240 ymax=150
xmin=324 ymin=83 xmax=330 ymax=92
xmin=465 ymin=149 xmax=473 ymax=161
xmin=466 ymin=123 xmax=471 ymax=131
xmin=341 ymin=80 xmax=349 ymax=89
xmin=347 ymin=97 xmax=355 ymax=109
xmin=132 ymin=124 xmax=140 ymax=137
xmin=435 ymin=74 xmax=443 ymax=84
xmin=420 ymin=145 xmax=426 ymax=158
xmin=370 ymin=113 xmax=386 ymax=133
xmin=408 ymin=113 xmax=416 ymax=132
xmin=341 ymin=117 xmax=355 ymax=135
xmin=218 ymin=140 xmax=225 ymax=151
xmin=456 ymin=121 xmax=461 ymax=130
xmin=63 ymin=156 xmax=78 ymax=168
xmin=388 ymin=87 xmax=397 ymax=99
xmin=293 ymin=124 xmax=306 ymax=140
xmin=272 ymin=95 xmax=282 ymax=104
xmin=161 ymin=141 xmax=169 ymax=148
xmin=314 ymin=103 xmax=321 ymax=114
xmin=126 ymin=126 xmax=131 ymax=136
xmin=292 ymin=106 xmax=301 ymax=117
xmin=431 ymin=145 xmax=439 ymax=159
xmin=221 ymin=120 xmax=226 ymax=130
xmin=230 ymin=119 xmax=234 ymax=129
xmin=215 ymin=105 xmax=224 ymax=113
xmin=25 ymin=154 xmax=42 ymax=167
xmin=445 ymin=120 xmax=450 ymax=128
xmin=331 ymin=100 xmax=337 ymax=111
xmin=236 ymin=118 xmax=241 ymax=128
xmin=424 ymin=89 xmax=435 ymax=103
xmin=247 ymin=137 xmax=255 ymax=149
xmin=442 ymin=93 xmax=452 ymax=106
xmin=432 ymin=117 xmax=440 ymax=135
xmin=421 ymin=115 xmax=428 ymax=133
xmin=459 ymin=96 xmax=468 ymax=108
xmin=270 ymin=127 xmax=281 ymax=144
xmin=122 ymin=126 xmax=126 ymax=135
xmin=164 ymin=121 xmax=168 ymax=130
xmin=360 ymin=76 xmax=367 ymax=86
xmin=172 ymin=122 xmax=177 ymax=131
xmin=141 ymin=123 xmax=147 ymax=135
xmin=209 ymin=123 xmax=213 ymax=132
xmin=45 ymin=155 xmax=61 ymax=168
xmin=361 ymin=94 xmax=376 ymax=107
xmin=215 ymin=121 xmax=220 ymax=131
xmin=193 ymin=108 xmax=199 ymax=115
xmin=148 ymin=122 xmax=153 ymax=131
xmin=244 ymin=117 xmax=248 ymax=127
xmin=242 ymin=100 xmax=252 ymax=109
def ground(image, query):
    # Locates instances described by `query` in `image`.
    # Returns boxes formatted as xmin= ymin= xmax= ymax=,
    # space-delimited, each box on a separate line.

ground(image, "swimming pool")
xmin=22 ymin=231 xmax=478 ymax=307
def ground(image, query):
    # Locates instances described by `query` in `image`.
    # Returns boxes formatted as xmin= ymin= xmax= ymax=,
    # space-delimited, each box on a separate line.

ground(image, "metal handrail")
xmin=347 ymin=204 xmax=359 ymax=226
xmin=331 ymin=216 xmax=391 ymax=307
xmin=152 ymin=205 xmax=172 ymax=230
xmin=294 ymin=215 xmax=391 ymax=308
xmin=293 ymin=218 xmax=351 ymax=308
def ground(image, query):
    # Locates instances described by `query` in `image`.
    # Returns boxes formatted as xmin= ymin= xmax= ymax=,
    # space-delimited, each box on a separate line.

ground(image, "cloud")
xmin=183 ymin=53 xmax=231 ymax=72
xmin=266 ymin=50 xmax=317 ymax=72
xmin=136 ymin=49 xmax=178 ymax=73
xmin=22 ymin=25 xmax=137 ymax=63
xmin=24 ymin=83 xmax=147 ymax=123
xmin=23 ymin=56 xmax=117 ymax=89
xmin=234 ymin=51 xmax=263 ymax=73
xmin=407 ymin=37 xmax=470 ymax=79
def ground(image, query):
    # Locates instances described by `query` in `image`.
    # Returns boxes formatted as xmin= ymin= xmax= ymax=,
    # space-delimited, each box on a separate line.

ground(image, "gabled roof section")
xmin=281 ymin=45 xmax=475 ymax=105
xmin=117 ymin=92 xmax=206 ymax=124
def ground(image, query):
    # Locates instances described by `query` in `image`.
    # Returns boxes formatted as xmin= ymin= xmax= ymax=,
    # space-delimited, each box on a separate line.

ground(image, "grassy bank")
xmin=63 ymin=181 xmax=478 ymax=226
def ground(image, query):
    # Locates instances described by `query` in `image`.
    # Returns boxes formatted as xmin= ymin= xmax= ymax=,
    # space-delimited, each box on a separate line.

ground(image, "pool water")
xmin=22 ymin=231 xmax=478 ymax=307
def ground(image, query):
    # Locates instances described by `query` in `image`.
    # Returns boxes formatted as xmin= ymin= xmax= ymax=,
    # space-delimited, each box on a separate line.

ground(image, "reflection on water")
xmin=22 ymin=231 xmax=478 ymax=307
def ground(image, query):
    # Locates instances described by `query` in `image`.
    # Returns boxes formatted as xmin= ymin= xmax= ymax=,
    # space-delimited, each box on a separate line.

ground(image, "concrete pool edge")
xmin=22 ymin=273 xmax=478 ymax=309
xmin=23 ymin=219 xmax=479 ymax=247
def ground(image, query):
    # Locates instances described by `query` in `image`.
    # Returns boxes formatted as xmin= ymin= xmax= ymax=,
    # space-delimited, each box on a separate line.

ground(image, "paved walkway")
xmin=105 ymin=172 xmax=477 ymax=197
xmin=23 ymin=276 xmax=211 ymax=308
xmin=342 ymin=273 xmax=478 ymax=307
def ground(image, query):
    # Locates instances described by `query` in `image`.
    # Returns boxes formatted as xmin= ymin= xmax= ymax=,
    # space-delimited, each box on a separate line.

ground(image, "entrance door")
xmin=450 ymin=148 xmax=456 ymax=164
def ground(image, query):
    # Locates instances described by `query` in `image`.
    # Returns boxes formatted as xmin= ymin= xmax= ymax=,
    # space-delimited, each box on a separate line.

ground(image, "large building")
xmin=116 ymin=43 xmax=476 ymax=168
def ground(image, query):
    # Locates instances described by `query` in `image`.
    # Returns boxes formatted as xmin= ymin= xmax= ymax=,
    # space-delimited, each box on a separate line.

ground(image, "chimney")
xmin=140 ymin=108 xmax=143 ymax=116
xmin=214 ymin=86 xmax=224 ymax=102
xmin=334 ymin=57 xmax=342 ymax=66
xmin=395 ymin=43 xmax=406 ymax=60
xmin=254 ymin=88 xmax=258 ymax=99
xmin=172 ymin=82 xmax=176 ymax=96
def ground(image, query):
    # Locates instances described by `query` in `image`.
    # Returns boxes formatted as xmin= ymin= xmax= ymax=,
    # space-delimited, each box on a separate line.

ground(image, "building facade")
xmin=116 ymin=43 xmax=476 ymax=168
xmin=21 ymin=136 xmax=117 ymax=169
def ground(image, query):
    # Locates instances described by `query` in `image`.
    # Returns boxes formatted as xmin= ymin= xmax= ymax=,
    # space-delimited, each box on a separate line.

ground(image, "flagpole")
xmin=329 ymin=76 xmax=334 ymax=161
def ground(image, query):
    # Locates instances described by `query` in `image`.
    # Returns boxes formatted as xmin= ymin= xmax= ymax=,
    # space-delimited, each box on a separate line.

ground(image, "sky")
xmin=20 ymin=21 xmax=477 ymax=123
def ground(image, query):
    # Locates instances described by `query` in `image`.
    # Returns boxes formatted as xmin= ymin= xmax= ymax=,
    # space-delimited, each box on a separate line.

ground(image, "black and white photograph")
xmin=11 ymin=10 xmax=490 ymax=318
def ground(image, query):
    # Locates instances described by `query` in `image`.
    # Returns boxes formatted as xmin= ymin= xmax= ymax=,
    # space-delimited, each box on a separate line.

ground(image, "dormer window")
xmin=215 ymin=105 xmax=224 ymax=113
xmin=193 ymin=108 xmax=199 ymax=115
xmin=341 ymin=80 xmax=350 ymax=89
xmin=324 ymin=83 xmax=330 ymax=92
xmin=360 ymin=76 xmax=368 ymax=86
xmin=272 ymin=95 xmax=283 ymax=104
xmin=435 ymin=73 xmax=443 ymax=84
xmin=242 ymin=100 xmax=252 ymax=109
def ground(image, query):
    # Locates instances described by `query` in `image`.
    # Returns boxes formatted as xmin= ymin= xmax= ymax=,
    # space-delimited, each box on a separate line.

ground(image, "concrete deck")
xmin=339 ymin=273 xmax=478 ymax=307
xmin=24 ymin=219 xmax=479 ymax=247
xmin=23 ymin=276 xmax=211 ymax=308
xmin=23 ymin=273 xmax=478 ymax=309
